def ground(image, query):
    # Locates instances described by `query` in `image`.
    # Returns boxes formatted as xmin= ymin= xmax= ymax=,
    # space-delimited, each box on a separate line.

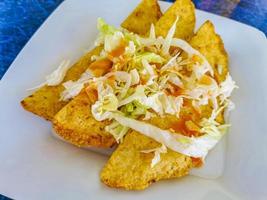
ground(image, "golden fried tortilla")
xmin=53 ymin=91 xmax=116 ymax=148
xmin=190 ymin=21 xmax=229 ymax=83
xmin=101 ymin=130 xmax=192 ymax=190
xmin=21 ymin=46 xmax=102 ymax=121
xmin=100 ymin=21 xmax=229 ymax=190
xmin=155 ymin=0 xmax=195 ymax=40
xmin=21 ymin=0 xmax=163 ymax=121
xmin=121 ymin=0 xmax=162 ymax=36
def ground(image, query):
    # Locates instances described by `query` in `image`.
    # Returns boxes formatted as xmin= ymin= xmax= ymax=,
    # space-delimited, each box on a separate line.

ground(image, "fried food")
xmin=121 ymin=0 xmax=162 ymax=36
xmin=101 ymin=130 xmax=192 ymax=190
xmin=52 ymin=0 xmax=163 ymax=147
xmin=100 ymin=20 xmax=229 ymax=190
xmin=155 ymin=0 xmax=195 ymax=40
xmin=21 ymin=46 xmax=102 ymax=121
xmin=22 ymin=0 xmax=234 ymax=191
xmin=52 ymin=0 xmax=197 ymax=148
xmin=53 ymin=91 xmax=116 ymax=148
xmin=21 ymin=0 xmax=162 ymax=121
xmin=189 ymin=21 xmax=229 ymax=82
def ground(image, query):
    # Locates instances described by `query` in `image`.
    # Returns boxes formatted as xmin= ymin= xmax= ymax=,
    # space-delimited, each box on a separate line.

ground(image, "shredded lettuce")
xmin=97 ymin=18 xmax=117 ymax=35
xmin=171 ymin=38 xmax=214 ymax=77
xmin=130 ymin=69 xmax=140 ymax=85
xmin=95 ymin=18 xmax=117 ymax=46
xmin=161 ymin=54 xmax=179 ymax=71
xmin=125 ymin=41 xmax=136 ymax=56
xmin=28 ymin=60 xmax=71 ymax=90
xmin=114 ymin=71 xmax=132 ymax=100
xmin=149 ymin=24 xmax=156 ymax=40
xmin=168 ymin=73 xmax=184 ymax=88
xmin=60 ymin=70 xmax=94 ymax=101
xmin=219 ymin=73 xmax=238 ymax=102
xmin=91 ymin=82 xmax=118 ymax=121
xmin=160 ymin=95 xmax=183 ymax=117
xmin=141 ymin=144 xmax=167 ymax=167
xmin=134 ymin=52 xmax=165 ymax=65
xmin=45 ymin=60 xmax=71 ymax=86
xmin=104 ymin=31 xmax=124 ymax=52
xmin=112 ymin=113 xmax=227 ymax=158
xmin=162 ymin=17 xmax=179 ymax=55
xmin=105 ymin=121 xmax=129 ymax=143
xmin=111 ymin=112 xmax=227 ymax=158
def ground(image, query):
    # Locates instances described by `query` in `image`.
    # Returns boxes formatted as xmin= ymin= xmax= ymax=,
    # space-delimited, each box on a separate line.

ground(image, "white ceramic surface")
xmin=0 ymin=0 xmax=266 ymax=199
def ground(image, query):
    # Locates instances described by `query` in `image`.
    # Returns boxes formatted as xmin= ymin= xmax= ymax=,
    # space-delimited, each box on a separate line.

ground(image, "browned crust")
xmin=100 ymin=18 xmax=230 ymax=190
xmin=53 ymin=118 xmax=115 ymax=148
xmin=100 ymin=131 xmax=192 ymax=190
xmin=155 ymin=0 xmax=196 ymax=40
xmin=121 ymin=0 xmax=162 ymax=36
xmin=52 ymin=91 xmax=116 ymax=148
xmin=190 ymin=20 xmax=229 ymax=82
xmin=21 ymin=46 xmax=103 ymax=120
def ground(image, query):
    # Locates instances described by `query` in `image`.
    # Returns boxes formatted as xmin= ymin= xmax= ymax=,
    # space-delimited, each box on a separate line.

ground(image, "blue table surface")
xmin=0 ymin=0 xmax=266 ymax=199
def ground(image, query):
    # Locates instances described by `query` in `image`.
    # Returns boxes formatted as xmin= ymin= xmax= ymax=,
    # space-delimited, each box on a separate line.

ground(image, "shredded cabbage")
xmin=149 ymin=24 xmax=156 ymax=40
xmin=45 ymin=60 xmax=71 ymax=86
xmin=112 ymin=112 xmax=226 ymax=158
xmin=60 ymin=70 xmax=94 ymax=101
xmin=134 ymin=52 xmax=165 ymax=65
xmin=162 ymin=17 xmax=179 ymax=55
xmin=28 ymin=60 xmax=71 ymax=90
xmin=125 ymin=41 xmax=136 ymax=56
xmin=95 ymin=18 xmax=117 ymax=46
xmin=141 ymin=144 xmax=167 ymax=167
xmin=104 ymin=31 xmax=124 ymax=52
xmin=130 ymin=69 xmax=140 ymax=85
xmin=105 ymin=121 xmax=129 ymax=143
xmin=219 ymin=73 xmax=238 ymax=102
xmin=91 ymin=82 xmax=118 ymax=121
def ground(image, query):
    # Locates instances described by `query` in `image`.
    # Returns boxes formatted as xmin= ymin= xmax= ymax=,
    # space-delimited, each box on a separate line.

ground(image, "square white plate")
xmin=0 ymin=0 xmax=267 ymax=199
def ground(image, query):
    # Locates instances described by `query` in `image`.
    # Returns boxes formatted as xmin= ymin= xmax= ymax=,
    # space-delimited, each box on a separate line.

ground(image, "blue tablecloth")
xmin=0 ymin=0 xmax=266 ymax=199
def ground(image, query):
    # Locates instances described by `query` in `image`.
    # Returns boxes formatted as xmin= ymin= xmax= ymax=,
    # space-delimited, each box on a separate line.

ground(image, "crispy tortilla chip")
xmin=190 ymin=20 xmax=229 ymax=83
xmin=101 ymin=132 xmax=192 ymax=190
xmin=190 ymin=20 xmax=229 ymax=124
xmin=101 ymin=20 xmax=230 ymax=190
xmin=21 ymin=46 xmax=102 ymax=121
xmin=53 ymin=91 xmax=116 ymax=148
xmin=155 ymin=0 xmax=195 ymax=40
xmin=100 ymin=116 xmax=193 ymax=190
xmin=121 ymin=0 xmax=162 ymax=36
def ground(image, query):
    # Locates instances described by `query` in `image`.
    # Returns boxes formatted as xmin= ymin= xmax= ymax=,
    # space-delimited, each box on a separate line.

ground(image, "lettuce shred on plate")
xmin=55 ymin=18 xmax=237 ymax=167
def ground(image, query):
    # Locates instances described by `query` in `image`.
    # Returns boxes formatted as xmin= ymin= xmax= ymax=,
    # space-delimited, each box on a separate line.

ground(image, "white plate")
xmin=0 ymin=0 xmax=267 ymax=199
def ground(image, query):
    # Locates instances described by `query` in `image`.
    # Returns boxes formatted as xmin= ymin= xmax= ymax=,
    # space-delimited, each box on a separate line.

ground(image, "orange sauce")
xmin=168 ymin=82 xmax=184 ymax=97
xmin=184 ymin=99 xmax=201 ymax=120
xmin=106 ymin=75 xmax=116 ymax=88
xmin=109 ymin=42 xmax=126 ymax=58
xmin=89 ymin=58 xmax=113 ymax=77
xmin=85 ymin=84 xmax=98 ymax=104
xmin=191 ymin=157 xmax=203 ymax=168
xmin=170 ymin=118 xmax=200 ymax=137
xmin=171 ymin=100 xmax=201 ymax=137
